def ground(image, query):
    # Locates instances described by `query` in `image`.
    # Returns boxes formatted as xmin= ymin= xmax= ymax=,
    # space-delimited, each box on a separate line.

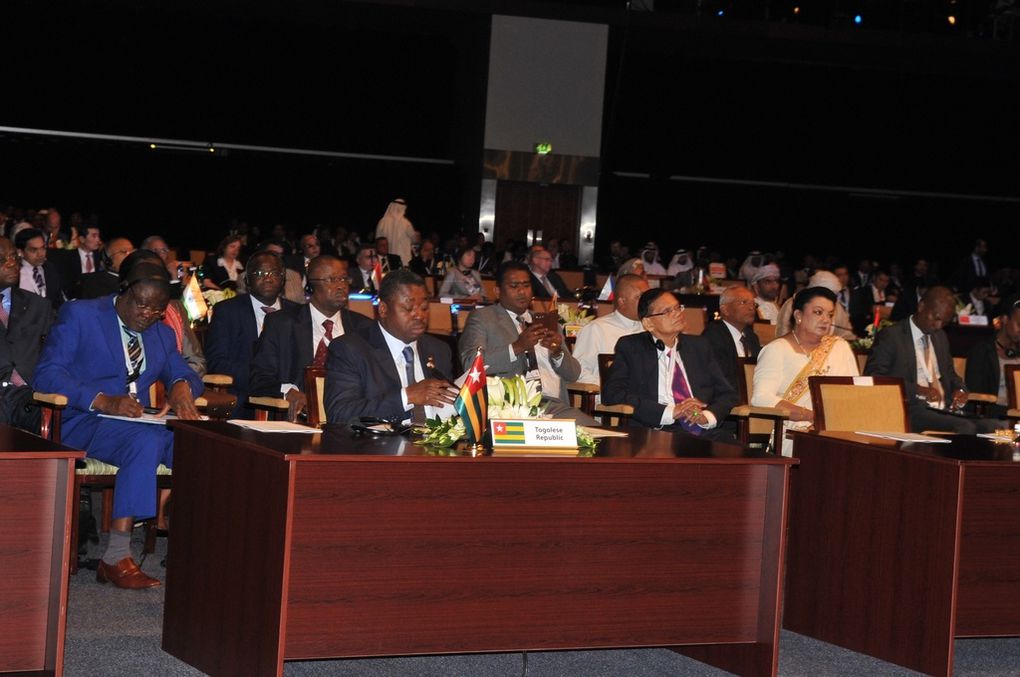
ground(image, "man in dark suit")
xmin=604 ymin=288 xmax=737 ymax=440
xmin=15 ymin=228 xmax=63 ymax=310
xmin=953 ymin=238 xmax=989 ymax=294
xmin=864 ymin=286 xmax=1003 ymax=434
xmin=284 ymin=233 xmax=319 ymax=280
xmin=701 ymin=285 xmax=761 ymax=392
xmin=375 ymin=237 xmax=403 ymax=274
xmin=205 ymin=250 xmax=296 ymax=418
xmin=325 ymin=269 xmax=456 ymax=424
xmin=78 ymin=237 xmax=135 ymax=299
xmin=34 ymin=262 xmax=202 ymax=588
xmin=349 ymin=242 xmax=380 ymax=294
xmin=0 ymin=236 xmax=54 ymax=430
xmin=250 ymin=255 xmax=373 ymax=420
xmin=527 ymin=245 xmax=571 ymax=300
xmin=408 ymin=239 xmax=438 ymax=277
xmin=52 ymin=224 xmax=103 ymax=299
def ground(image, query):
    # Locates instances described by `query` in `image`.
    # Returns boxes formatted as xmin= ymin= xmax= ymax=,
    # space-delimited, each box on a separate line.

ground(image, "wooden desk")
xmin=163 ymin=422 xmax=795 ymax=677
xmin=0 ymin=426 xmax=83 ymax=676
xmin=786 ymin=431 xmax=1020 ymax=676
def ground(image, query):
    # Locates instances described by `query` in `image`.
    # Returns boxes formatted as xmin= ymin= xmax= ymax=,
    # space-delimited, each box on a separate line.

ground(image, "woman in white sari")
xmin=752 ymin=287 xmax=859 ymax=455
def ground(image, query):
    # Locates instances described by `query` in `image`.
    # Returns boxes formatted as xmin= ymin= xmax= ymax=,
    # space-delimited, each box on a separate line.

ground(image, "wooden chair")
xmin=753 ymin=321 xmax=777 ymax=346
xmin=807 ymin=376 xmax=909 ymax=433
xmin=681 ymin=306 xmax=707 ymax=336
xmin=1006 ymin=364 xmax=1020 ymax=420
xmin=854 ymin=349 xmax=870 ymax=375
xmin=250 ymin=395 xmax=291 ymax=420
xmin=566 ymin=382 xmax=599 ymax=418
xmin=594 ymin=353 xmax=633 ymax=425
xmin=348 ymin=298 xmax=377 ymax=321
xmin=481 ymin=278 xmax=499 ymax=302
xmin=730 ymin=357 xmax=787 ymax=453
xmin=557 ymin=270 xmax=584 ymax=294
xmin=304 ymin=365 xmax=327 ymax=427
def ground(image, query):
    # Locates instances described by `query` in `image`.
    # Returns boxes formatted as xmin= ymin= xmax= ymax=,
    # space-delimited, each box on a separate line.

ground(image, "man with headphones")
xmin=34 ymin=261 xmax=203 ymax=589
xmin=249 ymin=254 xmax=374 ymax=420
xmin=78 ymin=237 xmax=135 ymax=299
xmin=205 ymin=248 xmax=296 ymax=418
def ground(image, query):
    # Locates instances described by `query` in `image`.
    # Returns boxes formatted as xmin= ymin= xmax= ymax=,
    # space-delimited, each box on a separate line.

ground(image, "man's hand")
xmin=673 ymin=398 xmax=708 ymax=426
xmin=406 ymin=379 xmax=458 ymax=407
xmin=285 ymin=389 xmax=307 ymax=423
xmin=512 ymin=324 xmax=549 ymax=356
xmin=94 ymin=393 xmax=144 ymax=418
xmin=166 ymin=380 xmax=200 ymax=420
xmin=917 ymin=385 xmax=942 ymax=404
xmin=950 ymin=388 xmax=968 ymax=412
xmin=539 ymin=333 xmax=564 ymax=359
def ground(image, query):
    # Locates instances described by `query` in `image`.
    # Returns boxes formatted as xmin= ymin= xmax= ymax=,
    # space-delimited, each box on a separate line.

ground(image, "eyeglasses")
xmin=645 ymin=303 xmax=685 ymax=318
xmin=0 ymin=253 xmax=21 ymax=266
xmin=249 ymin=270 xmax=284 ymax=280
xmin=308 ymin=276 xmax=352 ymax=286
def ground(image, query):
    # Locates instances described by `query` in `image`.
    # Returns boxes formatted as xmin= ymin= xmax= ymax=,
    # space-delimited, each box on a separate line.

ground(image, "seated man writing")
xmin=34 ymin=262 xmax=203 ymax=589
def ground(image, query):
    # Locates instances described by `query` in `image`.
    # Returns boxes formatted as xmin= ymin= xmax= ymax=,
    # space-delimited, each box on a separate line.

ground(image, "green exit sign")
xmin=534 ymin=142 xmax=553 ymax=155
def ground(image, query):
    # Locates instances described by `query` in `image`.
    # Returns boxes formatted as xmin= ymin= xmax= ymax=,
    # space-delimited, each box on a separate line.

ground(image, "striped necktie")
xmin=33 ymin=266 xmax=46 ymax=297
xmin=125 ymin=329 xmax=143 ymax=380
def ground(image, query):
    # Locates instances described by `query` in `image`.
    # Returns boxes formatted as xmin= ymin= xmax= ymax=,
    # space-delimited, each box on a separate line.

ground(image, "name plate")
xmin=709 ymin=262 xmax=727 ymax=278
xmin=490 ymin=419 xmax=577 ymax=449
xmin=958 ymin=314 xmax=988 ymax=326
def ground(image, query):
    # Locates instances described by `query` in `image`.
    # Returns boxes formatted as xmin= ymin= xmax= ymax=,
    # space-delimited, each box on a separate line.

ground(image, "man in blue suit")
xmin=325 ymin=269 xmax=456 ymax=425
xmin=604 ymin=288 xmax=738 ymax=441
xmin=34 ymin=263 xmax=203 ymax=589
xmin=205 ymin=250 xmax=295 ymax=418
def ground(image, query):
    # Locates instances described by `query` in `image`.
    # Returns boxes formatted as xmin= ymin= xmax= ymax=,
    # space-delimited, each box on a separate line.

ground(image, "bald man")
xmin=701 ymin=285 xmax=761 ymax=391
xmin=572 ymin=274 xmax=650 ymax=390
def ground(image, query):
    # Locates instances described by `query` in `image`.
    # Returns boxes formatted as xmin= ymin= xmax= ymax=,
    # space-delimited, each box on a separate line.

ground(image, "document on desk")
xmin=228 ymin=420 xmax=320 ymax=433
xmin=579 ymin=426 xmax=629 ymax=438
xmin=97 ymin=413 xmax=209 ymax=425
xmin=855 ymin=431 xmax=952 ymax=443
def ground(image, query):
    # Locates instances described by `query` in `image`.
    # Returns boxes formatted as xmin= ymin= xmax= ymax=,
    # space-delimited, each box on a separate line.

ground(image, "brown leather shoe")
xmin=96 ymin=557 xmax=161 ymax=589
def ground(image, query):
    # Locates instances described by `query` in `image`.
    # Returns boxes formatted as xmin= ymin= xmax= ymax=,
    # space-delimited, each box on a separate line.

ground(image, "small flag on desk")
xmin=598 ymin=275 xmax=614 ymax=301
xmin=372 ymin=259 xmax=383 ymax=292
xmin=455 ymin=349 xmax=487 ymax=445
xmin=181 ymin=273 xmax=208 ymax=322
xmin=492 ymin=421 xmax=526 ymax=445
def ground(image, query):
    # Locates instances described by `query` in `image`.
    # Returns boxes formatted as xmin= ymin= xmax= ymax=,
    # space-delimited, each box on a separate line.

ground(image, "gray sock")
xmin=102 ymin=529 xmax=132 ymax=566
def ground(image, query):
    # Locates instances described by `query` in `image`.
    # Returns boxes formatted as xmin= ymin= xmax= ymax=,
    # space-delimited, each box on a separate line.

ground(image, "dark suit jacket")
xmin=529 ymin=269 xmax=571 ymax=300
xmin=700 ymin=319 xmax=761 ymax=392
xmin=350 ymin=267 xmax=378 ymax=294
xmin=324 ymin=322 xmax=453 ymax=424
xmin=249 ymin=304 xmax=373 ymax=397
xmin=863 ymin=317 xmax=964 ymax=411
xmin=953 ymin=255 xmax=987 ymax=294
xmin=0 ymin=287 xmax=54 ymax=384
xmin=51 ymin=248 xmax=102 ymax=300
xmin=965 ymin=338 xmax=1001 ymax=397
xmin=603 ymin=332 xmax=738 ymax=433
xmin=205 ymin=294 xmax=297 ymax=417
xmin=78 ymin=271 xmax=120 ymax=299
xmin=22 ymin=260 xmax=64 ymax=310
xmin=379 ymin=254 xmax=402 ymax=273
xmin=408 ymin=256 xmax=437 ymax=277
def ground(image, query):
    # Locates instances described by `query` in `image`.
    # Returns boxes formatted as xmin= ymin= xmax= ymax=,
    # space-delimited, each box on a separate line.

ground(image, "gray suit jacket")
xmin=864 ymin=317 xmax=964 ymax=410
xmin=458 ymin=303 xmax=580 ymax=403
xmin=0 ymin=287 xmax=54 ymax=384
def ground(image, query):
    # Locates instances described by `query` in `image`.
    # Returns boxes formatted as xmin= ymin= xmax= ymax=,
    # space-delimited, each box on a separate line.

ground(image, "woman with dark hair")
xmin=203 ymin=234 xmax=245 ymax=291
xmin=752 ymin=286 xmax=858 ymax=455
xmin=438 ymin=247 xmax=486 ymax=301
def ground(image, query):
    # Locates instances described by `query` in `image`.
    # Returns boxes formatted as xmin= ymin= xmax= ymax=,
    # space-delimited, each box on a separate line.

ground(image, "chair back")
xmin=753 ymin=321 xmax=777 ymax=345
xmin=1006 ymin=364 xmax=1020 ymax=410
xmin=597 ymin=353 xmax=615 ymax=398
xmin=737 ymin=357 xmax=777 ymax=436
xmin=558 ymin=270 xmax=584 ymax=293
xmin=808 ymin=376 xmax=909 ymax=433
xmin=348 ymin=298 xmax=377 ymax=320
xmin=953 ymin=356 xmax=967 ymax=380
xmin=481 ymin=278 xmax=499 ymax=302
xmin=854 ymin=350 xmax=869 ymax=375
xmin=304 ymin=365 xmax=327 ymax=427
xmin=681 ymin=306 xmax=707 ymax=336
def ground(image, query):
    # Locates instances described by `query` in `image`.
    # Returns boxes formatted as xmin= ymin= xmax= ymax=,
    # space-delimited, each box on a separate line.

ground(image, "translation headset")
xmin=997 ymin=341 xmax=1019 ymax=359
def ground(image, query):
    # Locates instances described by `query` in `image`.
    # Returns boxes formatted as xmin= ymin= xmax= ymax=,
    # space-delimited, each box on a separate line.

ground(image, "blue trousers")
xmin=69 ymin=418 xmax=174 ymax=520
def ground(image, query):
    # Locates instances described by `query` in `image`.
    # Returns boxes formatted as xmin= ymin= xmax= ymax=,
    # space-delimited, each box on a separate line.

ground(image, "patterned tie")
xmin=312 ymin=319 xmax=334 ymax=368
xmin=125 ymin=329 xmax=143 ymax=380
xmin=33 ymin=266 xmax=46 ymax=297
xmin=516 ymin=315 xmax=538 ymax=371
xmin=402 ymin=345 xmax=426 ymax=424
xmin=739 ymin=334 xmax=751 ymax=358
xmin=261 ymin=305 xmax=277 ymax=314
xmin=0 ymin=300 xmax=26 ymax=385
xmin=670 ymin=351 xmax=701 ymax=435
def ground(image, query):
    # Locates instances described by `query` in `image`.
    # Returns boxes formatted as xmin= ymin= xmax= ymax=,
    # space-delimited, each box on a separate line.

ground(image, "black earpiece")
xmin=997 ymin=341 xmax=1018 ymax=359
xmin=653 ymin=338 xmax=665 ymax=351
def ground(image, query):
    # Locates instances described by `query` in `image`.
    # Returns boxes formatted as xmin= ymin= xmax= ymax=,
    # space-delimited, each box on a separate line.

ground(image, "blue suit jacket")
xmin=205 ymin=294 xmax=296 ymax=416
xmin=34 ymin=295 xmax=203 ymax=445
xmin=324 ymin=322 xmax=453 ymax=424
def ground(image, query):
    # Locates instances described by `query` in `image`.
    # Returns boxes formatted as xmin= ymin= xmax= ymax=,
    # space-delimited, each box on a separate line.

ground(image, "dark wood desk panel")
xmin=163 ymin=422 xmax=795 ymax=677
xmin=786 ymin=431 xmax=1020 ymax=677
xmin=0 ymin=426 xmax=84 ymax=676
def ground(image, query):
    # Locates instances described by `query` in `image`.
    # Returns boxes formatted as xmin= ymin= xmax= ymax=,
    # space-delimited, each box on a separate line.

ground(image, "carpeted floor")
xmin=64 ymin=532 xmax=1020 ymax=676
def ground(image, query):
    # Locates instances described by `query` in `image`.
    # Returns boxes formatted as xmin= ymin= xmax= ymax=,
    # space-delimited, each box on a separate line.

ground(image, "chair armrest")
xmin=566 ymin=382 xmax=601 ymax=394
xmin=594 ymin=403 xmax=634 ymax=415
xmin=194 ymin=396 xmax=208 ymax=408
xmin=33 ymin=392 xmax=68 ymax=408
xmin=967 ymin=393 xmax=998 ymax=404
xmin=249 ymin=396 xmax=290 ymax=410
xmin=1008 ymin=408 xmax=1019 ymax=418
xmin=202 ymin=373 xmax=234 ymax=387
xmin=730 ymin=405 xmax=789 ymax=420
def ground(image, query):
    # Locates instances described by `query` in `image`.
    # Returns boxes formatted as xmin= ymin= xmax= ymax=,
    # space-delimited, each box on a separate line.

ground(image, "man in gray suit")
xmin=865 ymin=286 xmax=1003 ymax=434
xmin=459 ymin=262 xmax=595 ymax=424
xmin=0 ymin=236 xmax=53 ymax=430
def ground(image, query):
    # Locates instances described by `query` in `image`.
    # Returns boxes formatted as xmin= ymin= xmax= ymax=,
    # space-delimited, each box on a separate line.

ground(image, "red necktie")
xmin=85 ymin=255 xmax=94 ymax=273
xmin=312 ymin=319 xmax=334 ymax=367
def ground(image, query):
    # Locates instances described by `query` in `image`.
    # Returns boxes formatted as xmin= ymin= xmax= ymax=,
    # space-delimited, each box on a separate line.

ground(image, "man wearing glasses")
xmin=205 ymin=249 xmax=296 ymax=418
xmin=604 ymin=288 xmax=737 ymax=440
xmin=34 ymin=262 xmax=203 ymax=588
xmin=0 ymin=236 xmax=53 ymax=430
xmin=350 ymin=243 xmax=380 ymax=294
xmin=250 ymin=255 xmax=373 ymax=421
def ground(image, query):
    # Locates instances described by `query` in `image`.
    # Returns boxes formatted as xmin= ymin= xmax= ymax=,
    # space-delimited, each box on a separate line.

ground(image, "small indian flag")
xmin=492 ymin=420 xmax=526 ymax=445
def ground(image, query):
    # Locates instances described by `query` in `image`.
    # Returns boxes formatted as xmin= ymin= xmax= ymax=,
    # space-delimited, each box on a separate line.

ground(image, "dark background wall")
xmin=2 ymin=0 xmax=1017 ymax=275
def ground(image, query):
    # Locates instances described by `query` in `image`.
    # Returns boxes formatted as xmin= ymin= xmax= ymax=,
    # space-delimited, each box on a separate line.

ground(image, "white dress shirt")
xmin=379 ymin=323 xmax=454 ymax=424
xmin=19 ymin=261 xmax=44 ymax=296
xmin=280 ymin=304 xmax=344 ymax=396
xmin=504 ymin=307 xmax=564 ymax=400
xmin=723 ymin=319 xmax=748 ymax=357
xmin=910 ymin=317 xmax=943 ymax=410
xmin=573 ymin=310 xmax=642 ymax=385
xmin=78 ymin=247 xmax=95 ymax=273
xmin=249 ymin=295 xmax=281 ymax=336
xmin=655 ymin=338 xmax=717 ymax=429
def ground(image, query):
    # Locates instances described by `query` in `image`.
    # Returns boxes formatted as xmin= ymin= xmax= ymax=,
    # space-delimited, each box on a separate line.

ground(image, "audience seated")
xmin=15 ymin=227 xmax=63 ymax=310
xmin=284 ymin=234 xmax=320 ymax=282
xmin=750 ymin=264 xmax=781 ymax=324
xmin=260 ymin=239 xmax=306 ymax=304
xmin=325 ymin=269 xmax=456 ymax=424
xmin=702 ymin=285 xmax=762 ymax=391
xmin=438 ymin=247 xmax=486 ymax=300
xmin=409 ymin=239 xmax=438 ymax=277
xmin=776 ymin=270 xmax=856 ymax=341
xmin=375 ymin=236 xmax=403 ymax=274
xmin=203 ymin=234 xmax=245 ymax=291
xmin=350 ymin=242 xmax=380 ymax=294
xmin=572 ymin=273 xmax=649 ymax=389
xmin=965 ymin=295 xmax=1020 ymax=418
xmin=527 ymin=245 xmax=571 ymax=300
xmin=752 ymin=287 xmax=859 ymax=455
xmin=603 ymin=288 xmax=737 ymax=440
xmin=51 ymin=224 xmax=103 ymax=300
xmin=78 ymin=238 xmax=135 ymax=299
xmin=639 ymin=242 xmax=667 ymax=276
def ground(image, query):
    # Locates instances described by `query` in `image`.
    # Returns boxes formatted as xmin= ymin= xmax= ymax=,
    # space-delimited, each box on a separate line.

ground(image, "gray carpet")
xmin=65 ymin=532 xmax=1020 ymax=676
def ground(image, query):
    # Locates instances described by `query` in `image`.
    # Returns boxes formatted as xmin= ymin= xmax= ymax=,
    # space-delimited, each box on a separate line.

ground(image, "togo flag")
xmin=455 ymin=348 xmax=487 ymax=445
